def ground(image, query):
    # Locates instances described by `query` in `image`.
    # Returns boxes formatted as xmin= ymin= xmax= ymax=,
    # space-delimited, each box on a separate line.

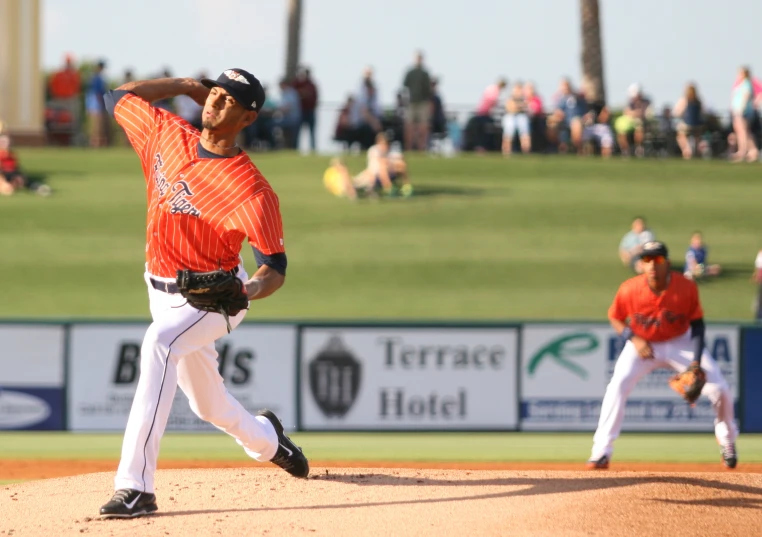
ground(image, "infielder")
xmin=99 ymin=68 xmax=308 ymax=519
xmin=587 ymin=241 xmax=738 ymax=469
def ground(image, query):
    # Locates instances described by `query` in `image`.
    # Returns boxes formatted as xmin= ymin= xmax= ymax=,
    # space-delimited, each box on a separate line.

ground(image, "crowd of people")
xmin=36 ymin=53 xmax=762 ymax=163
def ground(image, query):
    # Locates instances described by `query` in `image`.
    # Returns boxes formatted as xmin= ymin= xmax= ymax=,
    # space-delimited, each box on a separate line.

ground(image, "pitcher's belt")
xmin=150 ymin=267 xmax=239 ymax=294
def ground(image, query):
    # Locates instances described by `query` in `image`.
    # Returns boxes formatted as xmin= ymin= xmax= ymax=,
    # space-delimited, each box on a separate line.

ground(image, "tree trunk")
xmin=284 ymin=0 xmax=302 ymax=81
xmin=580 ymin=0 xmax=605 ymax=103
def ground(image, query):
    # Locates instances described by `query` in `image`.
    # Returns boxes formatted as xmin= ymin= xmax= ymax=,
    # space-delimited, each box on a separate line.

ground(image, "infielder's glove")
xmin=176 ymin=269 xmax=249 ymax=332
xmin=668 ymin=363 xmax=706 ymax=406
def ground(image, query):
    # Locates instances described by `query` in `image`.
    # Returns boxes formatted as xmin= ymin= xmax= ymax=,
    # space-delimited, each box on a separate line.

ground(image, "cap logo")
xmin=251 ymin=100 xmax=257 ymax=108
xmin=643 ymin=241 xmax=661 ymax=250
xmin=224 ymin=70 xmax=249 ymax=85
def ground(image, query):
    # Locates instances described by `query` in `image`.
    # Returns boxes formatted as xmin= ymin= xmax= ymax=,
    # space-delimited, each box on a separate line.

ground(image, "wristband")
xmin=620 ymin=327 xmax=634 ymax=341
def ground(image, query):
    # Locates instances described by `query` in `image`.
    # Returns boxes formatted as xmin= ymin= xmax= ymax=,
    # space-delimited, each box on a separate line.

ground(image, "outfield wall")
xmin=1 ymin=321 xmax=759 ymax=433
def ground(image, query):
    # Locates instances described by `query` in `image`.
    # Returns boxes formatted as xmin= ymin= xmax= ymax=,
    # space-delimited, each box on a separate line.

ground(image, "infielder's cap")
xmin=641 ymin=240 xmax=669 ymax=258
xmin=201 ymin=68 xmax=265 ymax=113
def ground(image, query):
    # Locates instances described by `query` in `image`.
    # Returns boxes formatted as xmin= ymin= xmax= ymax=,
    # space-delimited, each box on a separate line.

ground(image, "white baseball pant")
xmin=591 ymin=329 xmax=738 ymax=459
xmin=114 ymin=266 xmax=279 ymax=493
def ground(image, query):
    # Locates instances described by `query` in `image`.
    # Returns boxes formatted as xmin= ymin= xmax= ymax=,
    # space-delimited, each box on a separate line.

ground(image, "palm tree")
xmin=580 ymin=0 xmax=606 ymax=103
xmin=285 ymin=0 xmax=302 ymax=80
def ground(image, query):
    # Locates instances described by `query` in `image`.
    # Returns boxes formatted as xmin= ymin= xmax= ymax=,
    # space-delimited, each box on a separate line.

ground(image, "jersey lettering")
xmin=609 ymin=272 xmax=702 ymax=342
xmin=114 ymin=93 xmax=285 ymax=277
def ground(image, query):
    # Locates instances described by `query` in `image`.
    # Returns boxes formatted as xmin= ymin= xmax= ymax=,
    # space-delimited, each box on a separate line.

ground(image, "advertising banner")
xmin=300 ymin=327 xmax=519 ymax=430
xmin=68 ymin=324 xmax=297 ymax=431
xmin=0 ymin=325 xmax=65 ymax=430
xmin=520 ymin=324 xmax=739 ymax=431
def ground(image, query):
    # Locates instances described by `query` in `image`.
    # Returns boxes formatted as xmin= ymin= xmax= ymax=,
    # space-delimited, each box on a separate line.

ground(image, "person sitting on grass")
xmin=323 ymin=157 xmax=360 ymax=201
xmin=684 ymin=231 xmax=722 ymax=281
xmin=619 ymin=216 xmax=655 ymax=273
xmin=324 ymin=133 xmax=413 ymax=200
xmin=355 ymin=133 xmax=412 ymax=198
xmin=0 ymin=135 xmax=51 ymax=197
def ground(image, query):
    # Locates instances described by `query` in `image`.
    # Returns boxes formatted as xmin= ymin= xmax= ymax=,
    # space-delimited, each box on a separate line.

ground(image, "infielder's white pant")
xmin=591 ymin=329 xmax=738 ymax=459
xmin=115 ymin=267 xmax=278 ymax=493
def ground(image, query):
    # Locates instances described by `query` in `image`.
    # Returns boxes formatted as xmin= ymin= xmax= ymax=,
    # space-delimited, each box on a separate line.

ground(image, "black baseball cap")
xmin=641 ymin=240 xmax=669 ymax=258
xmin=201 ymin=68 xmax=265 ymax=113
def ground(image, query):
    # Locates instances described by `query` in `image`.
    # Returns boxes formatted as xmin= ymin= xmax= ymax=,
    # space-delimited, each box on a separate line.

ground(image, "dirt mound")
xmin=2 ymin=468 xmax=761 ymax=536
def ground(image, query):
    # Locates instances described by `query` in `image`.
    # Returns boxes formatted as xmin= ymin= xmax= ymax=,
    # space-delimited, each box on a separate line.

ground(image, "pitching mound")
xmin=2 ymin=468 xmax=762 ymax=536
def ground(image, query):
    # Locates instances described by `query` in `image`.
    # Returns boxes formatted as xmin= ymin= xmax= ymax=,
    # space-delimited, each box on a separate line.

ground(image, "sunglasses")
xmin=641 ymin=255 xmax=667 ymax=264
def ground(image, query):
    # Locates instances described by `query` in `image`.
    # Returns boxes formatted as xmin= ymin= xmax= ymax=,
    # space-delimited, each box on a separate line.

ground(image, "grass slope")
xmin=2 ymin=149 xmax=760 ymax=320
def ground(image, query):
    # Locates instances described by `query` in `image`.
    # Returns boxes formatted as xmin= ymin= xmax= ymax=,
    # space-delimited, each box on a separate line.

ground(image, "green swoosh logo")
xmin=527 ymin=333 xmax=599 ymax=379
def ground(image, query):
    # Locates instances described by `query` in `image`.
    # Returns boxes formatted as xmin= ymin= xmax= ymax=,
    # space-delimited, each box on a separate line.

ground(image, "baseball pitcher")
xmin=98 ymin=68 xmax=309 ymax=519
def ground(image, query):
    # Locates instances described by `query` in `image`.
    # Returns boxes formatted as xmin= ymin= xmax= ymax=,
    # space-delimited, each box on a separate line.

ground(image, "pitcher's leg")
xmin=114 ymin=307 xmax=217 ymax=492
xmin=177 ymin=347 xmax=278 ymax=461
xmin=591 ymin=342 xmax=658 ymax=458
xmin=115 ymin=321 xmax=183 ymax=493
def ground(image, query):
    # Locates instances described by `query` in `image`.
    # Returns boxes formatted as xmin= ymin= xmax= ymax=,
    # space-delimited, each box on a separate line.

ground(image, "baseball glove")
xmin=176 ymin=269 xmax=249 ymax=332
xmin=668 ymin=363 xmax=706 ymax=406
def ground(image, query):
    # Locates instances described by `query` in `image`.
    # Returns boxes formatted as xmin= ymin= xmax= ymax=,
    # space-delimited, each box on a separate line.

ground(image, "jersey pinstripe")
xmin=114 ymin=93 xmax=284 ymax=278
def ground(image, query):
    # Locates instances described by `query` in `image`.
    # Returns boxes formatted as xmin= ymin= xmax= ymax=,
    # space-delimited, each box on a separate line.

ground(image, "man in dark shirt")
xmin=293 ymin=67 xmax=319 ymax=152
xmin=402 ymin=51 xmax=432 ymax=151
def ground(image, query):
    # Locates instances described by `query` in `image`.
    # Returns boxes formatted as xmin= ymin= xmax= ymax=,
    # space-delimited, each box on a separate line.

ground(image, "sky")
xmin=42 ymin=0 xmax=762 ymax=149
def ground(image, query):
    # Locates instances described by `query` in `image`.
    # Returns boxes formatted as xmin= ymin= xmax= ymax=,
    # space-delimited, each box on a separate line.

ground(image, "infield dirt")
xmin=1 ymin=463 xmax=761 ymax=536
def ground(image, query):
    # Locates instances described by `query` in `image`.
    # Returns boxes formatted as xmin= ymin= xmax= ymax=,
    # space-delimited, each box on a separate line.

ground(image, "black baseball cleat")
xmin=258 ymin=409 xmax=310 ymax=478
xmin=99 ymin=489 xmax=158 ymax=519
xmin=585 ymin=455 xmax=610 ymax=470
xmin=721 ymin=443 xmax=738 ymax=469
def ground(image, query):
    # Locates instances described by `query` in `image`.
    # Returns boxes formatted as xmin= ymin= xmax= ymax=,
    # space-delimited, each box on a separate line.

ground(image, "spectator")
xmin=323 ymin=157 xmax=360 ymax=201
xmin=334 ymin=95 xmax=356 ymax=147
xmin=429 ymin=77 xmax=447 ymax=143
xmin=47 ymin=54 xmax=81 ymax=142
xmin=123 ymin=69 xmax=135 ymax=85
xmin=673 ymin=83 xmax=705 ymax=159
xmin=581 ymin=84 xmax=614 ymax=158
xmin=277 ymin=78 xmax=302 ymax=149
xmin=348 ymin=80 xmax=383 ymax=150
xmin=730 ymin=66 xmax=759 ymax=162
xmin=354 ymin=133 xmax=412 ymax=197
xmin=525 ymin=82 xmax=544 ymax=117
xmin=470 ymin=78 xmax=507 ymax=151
xmin=151 ymin=68 xmax=176 ymax=113
xmin=293 ymin=66 xmax=319 ymax=152
xmin=0 ymin=135 xmax=51 ymax=196
xmin=244 ymin=83 xmax=278 ymax=150
xmin=683 ymin=231 xmax=722 ymax=281
xmin=616 ymin=83 xmax=652 ymax=157
xmin=85 ymin=60 xmax=108 ymax=147
xmin=549 ymin=78 xmax=586 ymax=154
xmin=753 ymin=249 xmax=762 ymax=321
xmin=173 ymin=72 xmax=206 ymax=131
xmin=402 ymin=51 xmax=432 ymax=151
xmin=619 ymin=216 xmax=656 ymax=273
xmin=501 ymin=82 xmax=531 ymax=155
xmin=476 ymin=78 xmax=508 ymax=117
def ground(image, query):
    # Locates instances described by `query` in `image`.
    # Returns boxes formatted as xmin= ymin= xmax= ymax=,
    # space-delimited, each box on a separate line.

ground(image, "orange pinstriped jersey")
xmin=608 ymin=272 xmax=703 ymax=342
xmin=113 ymin=93 xmax=284 ymax=278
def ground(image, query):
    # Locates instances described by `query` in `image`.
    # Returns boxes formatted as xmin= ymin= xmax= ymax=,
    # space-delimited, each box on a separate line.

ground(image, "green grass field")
xmin=0 ymin=432 xmax=759 ymax=465
xmin=2 ymin=149 xmax=761 ymax=321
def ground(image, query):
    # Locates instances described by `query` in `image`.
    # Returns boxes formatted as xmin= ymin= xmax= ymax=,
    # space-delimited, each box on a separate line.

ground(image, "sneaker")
xmin=99 ymin=489 xmax=158 ymax=519
xmin=258 ymin=409 xmax=309 ymax=478
xmin=585 ymin=455 xmax=610 ymax=470
xmin=721 ymin=443 xmax=738 ymax=469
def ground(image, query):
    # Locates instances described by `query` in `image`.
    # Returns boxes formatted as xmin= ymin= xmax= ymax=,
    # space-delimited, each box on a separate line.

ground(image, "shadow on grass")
xmin=411 ymin=184 xmax=486 ymax=198
xmin=151 ymin=473 xmax=762 ymax=517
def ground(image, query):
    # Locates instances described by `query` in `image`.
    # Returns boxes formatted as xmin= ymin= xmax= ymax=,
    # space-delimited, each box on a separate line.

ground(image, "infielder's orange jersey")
xmin=113 ymin=93 xmax=284 ymax=278
xmin=608 ymin=272 xmax=703 ymax=342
